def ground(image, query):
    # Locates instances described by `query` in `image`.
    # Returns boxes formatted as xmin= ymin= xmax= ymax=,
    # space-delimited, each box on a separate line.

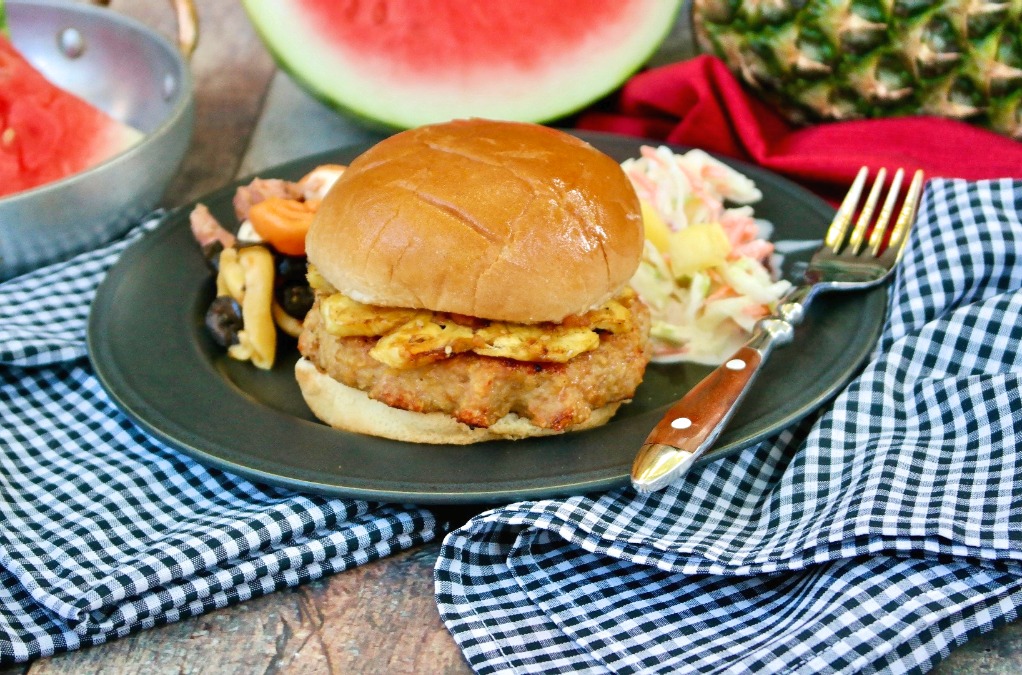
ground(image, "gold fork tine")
xmin=825 ymin=166 xmax=869 ymax=253
xmin=848 ymin=168 xmax=887 ymax=254
xmin=867 ymin=168 xmax=904 ymax=255
xmin=883 ymin=169 xmax=925 ymax=258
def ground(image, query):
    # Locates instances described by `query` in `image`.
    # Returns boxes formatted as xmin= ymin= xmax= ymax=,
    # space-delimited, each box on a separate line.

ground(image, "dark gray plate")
xmin=88 ymin=133 xmax=886 ymax=505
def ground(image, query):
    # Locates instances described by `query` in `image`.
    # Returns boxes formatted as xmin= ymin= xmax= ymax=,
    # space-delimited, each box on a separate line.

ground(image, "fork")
xmin=631 ymin=166 xmax=926 ymax=494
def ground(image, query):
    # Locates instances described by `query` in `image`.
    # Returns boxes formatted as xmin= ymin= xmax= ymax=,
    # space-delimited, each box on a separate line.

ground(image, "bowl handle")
xmin=92 ymin=0 xmax=198 ymax=58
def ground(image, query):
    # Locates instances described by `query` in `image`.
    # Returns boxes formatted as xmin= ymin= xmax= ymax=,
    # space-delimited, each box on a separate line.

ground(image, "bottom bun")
xmin=295 ymin=358 xmax=622 ymax=445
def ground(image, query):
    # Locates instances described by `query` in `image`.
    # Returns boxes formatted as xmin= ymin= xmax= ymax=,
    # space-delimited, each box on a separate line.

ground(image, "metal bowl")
xmin=0 ymin=0 xmax=195 ymax=281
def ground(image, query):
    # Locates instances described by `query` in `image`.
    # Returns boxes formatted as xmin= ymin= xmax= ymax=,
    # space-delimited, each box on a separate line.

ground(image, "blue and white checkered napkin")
xmin=0 ymin=215 xmax=439 ymax=664
xmin=436 ymin=178 xmax=1022 ymax=674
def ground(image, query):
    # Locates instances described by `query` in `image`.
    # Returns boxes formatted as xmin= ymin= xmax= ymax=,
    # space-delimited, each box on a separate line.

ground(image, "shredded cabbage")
xmin=623 ymin=146 xmax=791 ymax=365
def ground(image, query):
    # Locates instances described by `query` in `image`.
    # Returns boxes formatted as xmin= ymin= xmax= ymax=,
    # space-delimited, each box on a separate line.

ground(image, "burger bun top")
xmin=305 ymin=118 xmax=644 ymax=323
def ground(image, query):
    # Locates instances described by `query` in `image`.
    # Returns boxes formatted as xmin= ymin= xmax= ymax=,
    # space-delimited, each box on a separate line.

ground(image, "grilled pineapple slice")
xmin=371 ymin=317 xmax=477 ymax=368
xmin=320 ymin=293 xmax=422 ymax=337
xmin=318 ymin=292 xmax=635 ymax=369
xmin=475 ymin=323 xmax=600 ymax=363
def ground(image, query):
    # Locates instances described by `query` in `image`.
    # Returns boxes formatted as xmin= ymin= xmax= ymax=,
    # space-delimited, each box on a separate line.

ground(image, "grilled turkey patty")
xmin=297 ymin=294 xmax=651 ymax=430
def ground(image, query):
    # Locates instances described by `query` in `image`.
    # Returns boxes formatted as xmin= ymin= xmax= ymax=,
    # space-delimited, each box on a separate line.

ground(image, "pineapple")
xmin=691 ymin=0 xmax=1022 ymax=139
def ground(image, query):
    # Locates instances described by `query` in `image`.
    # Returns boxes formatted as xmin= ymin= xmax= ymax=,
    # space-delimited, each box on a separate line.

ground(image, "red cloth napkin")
xmin=576 ymin=55 xmax=1022 ymax=203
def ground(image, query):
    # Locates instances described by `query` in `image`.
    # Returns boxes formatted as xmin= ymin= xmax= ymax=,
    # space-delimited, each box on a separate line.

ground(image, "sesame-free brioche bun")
xmin=305 ymin=118 xmax=644 ymax=323
xmin=295 ymin=358 xmax=623 ymax=445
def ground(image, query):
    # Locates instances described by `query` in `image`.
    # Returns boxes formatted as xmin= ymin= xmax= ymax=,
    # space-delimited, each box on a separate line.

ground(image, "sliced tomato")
xmin=247 ymin=196 xmax=316 ymax=256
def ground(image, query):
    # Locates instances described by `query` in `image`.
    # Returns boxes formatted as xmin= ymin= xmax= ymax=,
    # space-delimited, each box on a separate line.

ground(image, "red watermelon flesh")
xmin=0 ymin=35 xmax=143 ymax=198
xmin=242 ymin=0 xmax=682 ymax=129
xmin=303 ymin=1 xmax=639 ymax=74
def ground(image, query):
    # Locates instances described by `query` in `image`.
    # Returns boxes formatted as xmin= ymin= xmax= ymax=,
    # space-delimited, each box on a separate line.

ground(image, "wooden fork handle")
xmin=631 ymin=346 xmax=764 ymax=493
xmin=631 ymin=317 xmax=796 ymax=493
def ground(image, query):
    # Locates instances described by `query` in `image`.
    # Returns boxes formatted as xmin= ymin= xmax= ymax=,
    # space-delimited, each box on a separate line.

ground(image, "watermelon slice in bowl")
xmin=0 ymin=0 xmax=194 ymax=281
xmin=0 ymin=34 xmax=145 ymax=199
xmin=242 ymin=0 xmax=683 ymax=129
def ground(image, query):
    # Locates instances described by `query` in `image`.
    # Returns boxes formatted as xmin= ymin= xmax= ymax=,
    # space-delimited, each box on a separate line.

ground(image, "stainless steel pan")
xmin=0 ymin=0 xmax=196 ymax=280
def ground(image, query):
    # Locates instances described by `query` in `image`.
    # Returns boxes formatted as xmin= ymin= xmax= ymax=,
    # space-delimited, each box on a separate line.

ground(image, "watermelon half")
xmin=0 ymin=33 xmax=143 ymax=198
xmin=242 ymin=0 xmax=682 ymax=129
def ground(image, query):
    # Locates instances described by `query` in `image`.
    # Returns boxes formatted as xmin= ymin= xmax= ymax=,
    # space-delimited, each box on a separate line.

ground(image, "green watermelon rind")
xmin=259 ymin=42 xmax=407 ymax=134
xmin=242 ymin=1 xmax=683 ymax=130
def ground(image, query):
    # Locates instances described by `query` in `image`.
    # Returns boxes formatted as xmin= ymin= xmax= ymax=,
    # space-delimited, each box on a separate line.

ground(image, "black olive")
xmin=278 ymin=282 xmax=314 ymax=319
xmin=201 ymin=240 xmax=225 ymax=271
xmin=205 ymin=295 xmax=244 ymax=347
xmin=276 ymin=255 xmax=308 ymax=285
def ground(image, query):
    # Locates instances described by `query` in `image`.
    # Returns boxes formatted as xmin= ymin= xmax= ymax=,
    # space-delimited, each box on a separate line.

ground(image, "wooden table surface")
xmin=4 ymin=2 xmax=1021 ymax=673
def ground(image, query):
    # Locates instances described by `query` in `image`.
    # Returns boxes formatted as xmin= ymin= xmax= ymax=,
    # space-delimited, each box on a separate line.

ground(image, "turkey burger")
xmin=296 ymin=118 xmax=651 ymax=444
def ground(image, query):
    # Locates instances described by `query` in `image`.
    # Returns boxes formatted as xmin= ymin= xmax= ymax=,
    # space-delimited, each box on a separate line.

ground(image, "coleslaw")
xmin=624 ymin=145 xmax=791 ymax=364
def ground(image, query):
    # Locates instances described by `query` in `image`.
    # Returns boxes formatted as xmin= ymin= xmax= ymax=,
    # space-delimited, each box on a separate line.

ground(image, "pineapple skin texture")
xmin=692 ymin=0 xmax=1022 ymax=139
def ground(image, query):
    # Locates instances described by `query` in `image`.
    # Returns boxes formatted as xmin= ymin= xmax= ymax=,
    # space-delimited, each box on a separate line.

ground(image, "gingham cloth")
xmin=436 ymin=178 xmax=1022 ymax=674
xmin=0 ymin=214 xmax=439 ymax=664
